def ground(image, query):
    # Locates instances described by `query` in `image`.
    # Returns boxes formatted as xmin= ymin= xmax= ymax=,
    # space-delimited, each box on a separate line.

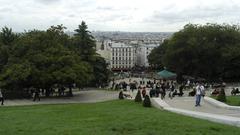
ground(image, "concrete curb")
xmin=204 ymin=97 xmax=240 ymax=111
xmin=152 ymin=98 xmax=240 ymax=127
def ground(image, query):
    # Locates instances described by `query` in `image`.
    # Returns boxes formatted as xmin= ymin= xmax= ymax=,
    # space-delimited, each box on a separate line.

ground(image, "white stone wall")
xmin=110 ymin=44 xmax=136 ymax=70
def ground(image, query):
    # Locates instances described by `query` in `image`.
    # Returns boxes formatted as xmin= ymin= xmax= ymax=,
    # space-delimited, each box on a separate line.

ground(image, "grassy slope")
xmin=0 ymin=100 xmax=240 ymax=135
xmin=226 ymin=96 xmax=240 ymax=106
xmin=212 ymin=96 xmax=240 ymax=106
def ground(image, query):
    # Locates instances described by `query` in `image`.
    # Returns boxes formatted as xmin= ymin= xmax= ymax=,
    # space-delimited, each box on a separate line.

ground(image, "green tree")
xmin=0 ymin=26 xmax=17 ymax=46
xmin=149 ymin=23 xmax=240 ymax=81
xmin=74 ymin=21 xmax=96 ymax=62
xmin=148 ymin=40 xmax=168 ymax=69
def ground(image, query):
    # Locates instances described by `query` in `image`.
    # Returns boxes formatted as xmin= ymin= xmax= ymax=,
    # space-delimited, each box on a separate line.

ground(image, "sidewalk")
xmin=151 ymin=96 xmax=240 ymax=127
xmin=1 ymin=90 xmax=118 ymax=106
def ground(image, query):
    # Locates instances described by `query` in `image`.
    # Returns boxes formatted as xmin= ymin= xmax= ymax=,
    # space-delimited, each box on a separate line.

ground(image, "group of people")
xmin=115 ymin=77 xmax=208 ymax=107
xmin=117 ymin=78 xmax=187 ymax=100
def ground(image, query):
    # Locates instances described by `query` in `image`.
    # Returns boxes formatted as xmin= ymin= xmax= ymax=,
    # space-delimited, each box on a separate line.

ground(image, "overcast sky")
xmin=0 ymin=0 xmax=240 ymax=32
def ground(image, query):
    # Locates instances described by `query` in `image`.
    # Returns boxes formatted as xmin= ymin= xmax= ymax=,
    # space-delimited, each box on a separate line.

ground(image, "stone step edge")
xmin=151 ymin=98 xmax=240 ymax=127
xmin=204 ymin=97 xmax=240 ymax=111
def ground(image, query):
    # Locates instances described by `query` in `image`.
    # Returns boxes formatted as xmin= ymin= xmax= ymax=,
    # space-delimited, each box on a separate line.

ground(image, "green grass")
xmin=225 ymin=96 xmax=240 ymax=106
xmin=211 ymin=96 xmax=240 ymax=106
xmin=0 ymin=100 xmax=240 ymax=135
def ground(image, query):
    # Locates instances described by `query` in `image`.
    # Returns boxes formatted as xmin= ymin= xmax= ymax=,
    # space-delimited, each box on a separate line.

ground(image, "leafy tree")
xmin=148 ymin=40 xmax=168 ymax=70
xmin=149 ymin=23 xmax=240 ymax=82
xmin=74 ymin=21 xmax=96 ymax=62
xmin=91 ymin=56 xmax=110 ymax=87
xmin=0 ymin=26 xmax=17 ymax=46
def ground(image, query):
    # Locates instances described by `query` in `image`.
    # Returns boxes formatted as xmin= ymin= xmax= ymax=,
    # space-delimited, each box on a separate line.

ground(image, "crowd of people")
xmin=114 ymin=77 xmax=209 ymax=107
xmin=113 ymin=78 xmax=188 ymax=100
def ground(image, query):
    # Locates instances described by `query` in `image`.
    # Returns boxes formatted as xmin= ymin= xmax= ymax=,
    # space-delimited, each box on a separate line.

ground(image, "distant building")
xmin=136 ymin=44 xmax=159 ymax=67
xmin=96 ymin=39 xmax=159 ymax=71
xmin=110 ymin=42 xmax=137 ymax=71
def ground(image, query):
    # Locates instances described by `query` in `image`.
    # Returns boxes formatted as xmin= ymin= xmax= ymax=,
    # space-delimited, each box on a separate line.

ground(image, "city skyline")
xmin=0 ymin=0 xmax=240 ymax=32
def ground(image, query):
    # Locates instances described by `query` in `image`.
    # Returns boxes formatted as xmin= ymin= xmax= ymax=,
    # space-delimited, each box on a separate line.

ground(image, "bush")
xmin=135 ymin=90 xmax=142 ymax=102
xmin=143 ymin=95 xmax=151 ymax=107
xmin=216 ymin=88 xmax=227 ymax=102
xmin=119 ymin=91 xmax=124 ymax=99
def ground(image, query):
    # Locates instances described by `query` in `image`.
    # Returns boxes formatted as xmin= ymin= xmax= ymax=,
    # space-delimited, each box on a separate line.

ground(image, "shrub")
xmin=119 ymin=91 xmax=124 ymax=99
xmin=216 ymin=88 xmax=227 ymax=102
xmin=135 ymin=90 xmax=142 ymax=102
xmin=143 ymin=95 xmax=151 ymax=107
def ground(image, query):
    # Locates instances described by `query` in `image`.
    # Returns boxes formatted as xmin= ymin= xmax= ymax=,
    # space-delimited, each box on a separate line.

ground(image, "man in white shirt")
xmin=195 ymin=83 xmax=202 ymax=107
xmin=200 ymin=84 xmax=205 ymax=97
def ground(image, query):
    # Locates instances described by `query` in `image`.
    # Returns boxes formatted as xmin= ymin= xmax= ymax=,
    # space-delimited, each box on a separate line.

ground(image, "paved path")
xmin=2 ymin=90 xmax=119 ymax=106
xmin=164 ymin=96 xmax=240 ymax=118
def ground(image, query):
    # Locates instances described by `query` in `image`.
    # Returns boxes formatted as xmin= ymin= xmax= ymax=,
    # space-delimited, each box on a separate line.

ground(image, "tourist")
xmin=179 ymin=84 xmax=184 ymax=96
xmin=33 ymin=89 xmax=40 ymax=101
xmin=161 ymin=83 xmax=166 ymax=99
xmin=169 ymin=83 xmax=175 ymax=99
xmin=0 ymin=89 xmax=4 ymax=105
xmin=195 ymin=83 xmax=202 ymax=107
xmin=142 ymin=87 xmax=146 ymax=98
xmin=200 ymin=83 xmax=205 ymax=97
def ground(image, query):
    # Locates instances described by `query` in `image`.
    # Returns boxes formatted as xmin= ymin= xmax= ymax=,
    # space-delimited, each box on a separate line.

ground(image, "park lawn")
xmin=211 ymin=96 xmax=240 ymax=106
xmin=0 ymin=100 xmax=240 ymax=135
xmin=225 ymin=96 xmax=240 ymax=106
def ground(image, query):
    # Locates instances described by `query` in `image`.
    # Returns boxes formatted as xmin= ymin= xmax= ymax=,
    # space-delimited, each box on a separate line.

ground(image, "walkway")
xmin=2 ymin=90 xmax=119 ymax=106
xmin=164 ymin=96 xmax=240 ymax=118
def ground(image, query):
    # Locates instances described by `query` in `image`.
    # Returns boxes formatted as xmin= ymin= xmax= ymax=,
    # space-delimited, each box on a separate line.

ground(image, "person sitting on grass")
xmin=188 ymin=88 xmax=196 ymax=96
xmin=231 ymin=88 xmax=240 ymax=96
xmin=211 ymin=88 xmax=220 ymax=96
xmin=142 ymin=87 xmax=146 ymax=98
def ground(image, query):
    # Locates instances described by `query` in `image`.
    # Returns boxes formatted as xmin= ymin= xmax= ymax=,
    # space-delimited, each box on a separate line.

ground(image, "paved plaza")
xmin=2 ymin=90 xmax=118 ymax=106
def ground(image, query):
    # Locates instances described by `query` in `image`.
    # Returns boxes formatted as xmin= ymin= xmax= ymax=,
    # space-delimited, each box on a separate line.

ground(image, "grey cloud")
xmin=35 ymin=0 xmax=62 ymax=4
xmin=96 ymin=6 xmax=114 ymax=11
xmin=145 ymin=4 xmax=240 ymax=24
xmin=0 ymin=7 xmax=13 ymax=12
xmin=68 ymin=14 xmax=76 ymax=18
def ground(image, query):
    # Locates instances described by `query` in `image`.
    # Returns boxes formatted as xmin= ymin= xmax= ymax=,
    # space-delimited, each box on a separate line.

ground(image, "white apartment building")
xmin=136 ymin=44 xmax=159 ymax=67
xmin=110 ymin=43 xmax=136 ymax=71
xmin=96 ymin=40 xmax=159 ymax=71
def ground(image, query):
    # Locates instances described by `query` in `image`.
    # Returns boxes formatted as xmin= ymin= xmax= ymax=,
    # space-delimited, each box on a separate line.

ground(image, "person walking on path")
xmin=200 ymin=83 xmax=205 ymax=97
xmin=161 ymin=83 xmax=166 ymax=99
xmin=169 ymin=83 xmax=175 ymax=99
xmin=195 ymin=83 xmax=203 ymax=107
xmin=33 ymin=89 xmax=40 ymax=101
xmin=0 ymin=89 xmax=4 ymax=105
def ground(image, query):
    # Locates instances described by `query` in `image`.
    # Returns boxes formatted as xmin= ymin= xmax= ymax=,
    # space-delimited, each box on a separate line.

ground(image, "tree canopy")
xmin=0 ymin=22 xmax=110 ymax=98
xmin=148 ymin=23 xmax=240 ymax=82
